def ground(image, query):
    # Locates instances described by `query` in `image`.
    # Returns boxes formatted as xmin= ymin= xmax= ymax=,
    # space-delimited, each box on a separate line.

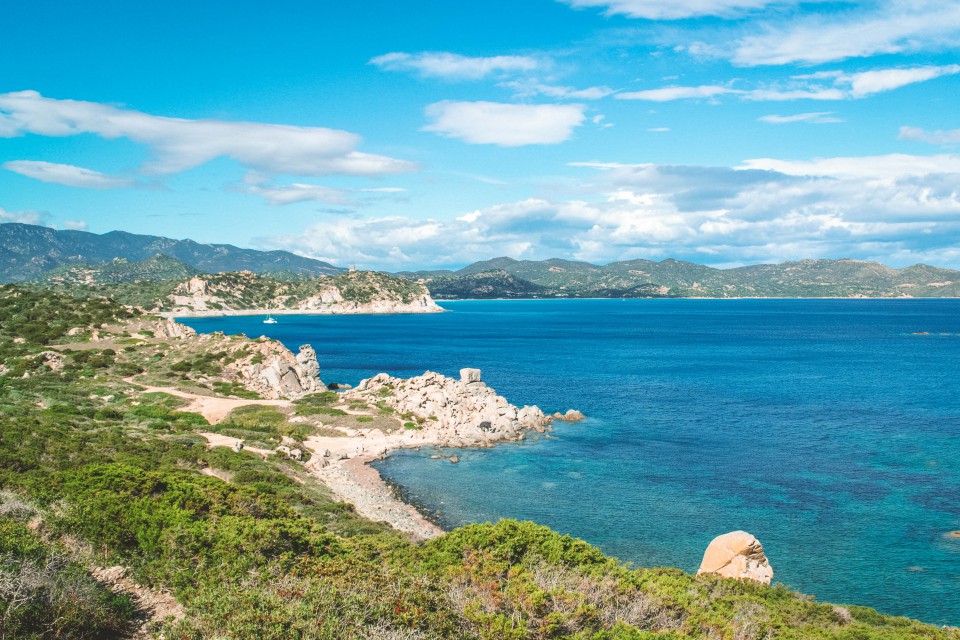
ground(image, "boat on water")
xmin=263 ymin=315 xmax=278 ymax=324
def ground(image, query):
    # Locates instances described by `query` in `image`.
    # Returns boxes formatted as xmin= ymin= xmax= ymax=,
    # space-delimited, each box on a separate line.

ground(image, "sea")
xmin=179 ymin=299 xmax=960 ymax=626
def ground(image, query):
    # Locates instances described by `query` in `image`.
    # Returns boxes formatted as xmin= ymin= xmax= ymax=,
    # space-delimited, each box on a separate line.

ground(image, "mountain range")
xmin=5 ymin=223 xmax=960 ymax=298
xmin=0 ymin=223 xmax=340 ymax=282
xmin=400 ymin=256 xmax=960 ymax=298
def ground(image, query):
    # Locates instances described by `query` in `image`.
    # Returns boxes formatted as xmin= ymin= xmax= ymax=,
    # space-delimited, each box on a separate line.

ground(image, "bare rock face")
xmin=296 ymin=344 xmax=321 ymax=382
xmin=230 ymin=340 xmax=326 ymax=399
xmin=460 ymin=368 xmax=482 ymax=383
xmin=697 ymin=531 xmax=773 ymax=584
xmin=155 ymin=318 xmax=196 ymax=339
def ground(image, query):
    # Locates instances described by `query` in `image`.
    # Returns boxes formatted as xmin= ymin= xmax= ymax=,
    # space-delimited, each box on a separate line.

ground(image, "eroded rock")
xmin=697 ymin=531 xmax=773 ymax=584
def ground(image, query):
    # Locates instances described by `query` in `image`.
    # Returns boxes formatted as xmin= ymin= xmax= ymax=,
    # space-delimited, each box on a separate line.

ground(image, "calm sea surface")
xmin=180 ymin=299 xmax=960 ymax=625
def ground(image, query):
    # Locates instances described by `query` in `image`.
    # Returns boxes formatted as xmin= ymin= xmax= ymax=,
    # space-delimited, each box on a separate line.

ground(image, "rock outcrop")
xmin=155 ymin=318 xmax=197 ymax=339
xmin=346 ymin=370 xmax=552 ymax=445
xmin=697 ymin=531 xmax=773 ymax=584
xmin=226 ymin=341 xmax=326 ymax=399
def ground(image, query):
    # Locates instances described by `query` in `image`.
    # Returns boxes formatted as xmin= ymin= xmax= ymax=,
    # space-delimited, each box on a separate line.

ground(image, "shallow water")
xmin=181 ymin=299 xmax=960 ymax=625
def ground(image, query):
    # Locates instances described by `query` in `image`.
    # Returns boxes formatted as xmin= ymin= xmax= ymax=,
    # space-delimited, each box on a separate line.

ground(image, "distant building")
xmin=349 ymin=265 xmax=356 ymax=272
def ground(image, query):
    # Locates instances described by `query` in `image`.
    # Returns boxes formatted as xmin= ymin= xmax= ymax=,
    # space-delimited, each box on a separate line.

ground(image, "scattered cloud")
xmin=736 ymin=153 xmax=960 ymax=181
xmin=262 ymin=153 xmax=960 ymax=269
xmin=899 ymin=126 xmax=960 ymax=146
xmin=423 ymin=101 xmax=587 ymax=146
xmin=617 ymin=65 xmax=960 ymax=103
xmin=235 ymin=174 xmax=407 ymax=206
xmin=0 ymin=206 xmax=48 ymax=226
xmin=240 ymin=182 xmax=354 ymax=206
xmin=63 ymin=220 xmax=88 ymax=230
xmin=647 ymin=127 xmax=671 ymax=132
xmin=758 ymin=112 xmax=841 ymax=124
xmin=732 ymin=2 xmax=960 ymax=66
xmin=503 ymin=80 xmax=617 ymax=100
xmin=559 ymin=0 xmax=788 ymax=20
xmin=617 ymin=85 xmax=739 ymax=101
xmin=844 ymin=65 xmax=960 ymax=98
xmin=0 ymin=90 xmax=417 ymax=178
xmin=369 ymin=52 xmax=539 ymax=80
xmin=3 ymin=160 xmax=139 ymax=189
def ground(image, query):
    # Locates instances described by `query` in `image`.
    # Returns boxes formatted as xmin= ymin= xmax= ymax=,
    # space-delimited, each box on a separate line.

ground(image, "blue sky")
xmin=2 ymin=0 xmax=960 ymax=269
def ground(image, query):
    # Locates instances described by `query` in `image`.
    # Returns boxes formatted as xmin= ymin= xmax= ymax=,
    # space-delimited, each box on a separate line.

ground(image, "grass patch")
xmin=212 ymin=380 xmax=260 ymax=399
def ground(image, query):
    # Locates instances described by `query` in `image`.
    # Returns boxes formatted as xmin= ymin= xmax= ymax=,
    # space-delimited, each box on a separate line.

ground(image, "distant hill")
xmin=39 ymin=265 xmax=439 ymax=315
xmin=37 ymin=254 xmax=200 ymax=285
xmin=403 ymin=257 xmax=960 ymax=299
xmin=0 ymin=223 xmax=342 ymax=282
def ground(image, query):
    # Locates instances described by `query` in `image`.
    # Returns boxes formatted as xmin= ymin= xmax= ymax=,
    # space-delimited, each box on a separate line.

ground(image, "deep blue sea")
xmin=180 ymin=299 xmax=960 ymax=626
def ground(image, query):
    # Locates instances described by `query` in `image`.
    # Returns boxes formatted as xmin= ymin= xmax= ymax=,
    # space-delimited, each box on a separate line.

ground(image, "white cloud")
xmin=743 ymin=88 xmax=846 ymax=101
xmin=758 ymin=112 xmax=841 ymax=124
xmin=369 ymin=52 xmax=539 ymax=80
xmin=843 ymin=65 xmax=960 ymax=98
xmin=503 ymin=80 xmax=617 ymax=100
xmin=0 ymin=91 xmax=417 ymax=177
xmin=0 ymin=207 xmax=48 ymax=226
xmin=423 ymin=101 xmax=587 ymax=146
xmin=262 ymin=153 xmax=960 ymax=269
xmin=738 ymin=153 xmax=960 ymax=179
xmin=63 ymin=220 xmax=88 ymax=230
xmin=648 ymin=127 xmax=671 ymax=132
xmin=899 ymin=126 xmax=960 ymax=146
xmin=3 ymin=160 xmax=139 ymax=189
xmin=559 ymin=0 xmax=787 ymax=20
xmin=732 ymin=2 xmax=960 ymax=66
xmin=617 ymin=85 xmax=740 ymax=101
xmin=241 ymin=182 xmax=353 ymax=206
xmin=617 ymin=65 xmax=960 ymax=103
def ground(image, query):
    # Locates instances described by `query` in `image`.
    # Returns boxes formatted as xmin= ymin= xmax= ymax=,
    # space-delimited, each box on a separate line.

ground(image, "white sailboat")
xmin=263 ymin=314 xmax=278 ymax=324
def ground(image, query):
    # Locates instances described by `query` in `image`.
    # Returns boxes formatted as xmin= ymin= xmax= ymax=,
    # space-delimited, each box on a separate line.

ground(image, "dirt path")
xmin=91 ymin=566 xmax=185 ymax=638
xmin=125 ymin=377 xmax=290 ymax=424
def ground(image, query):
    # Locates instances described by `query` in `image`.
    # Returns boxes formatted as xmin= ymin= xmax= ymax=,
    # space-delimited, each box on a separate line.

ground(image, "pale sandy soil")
xmin=126 ymin=377 xmax=289 ymax=423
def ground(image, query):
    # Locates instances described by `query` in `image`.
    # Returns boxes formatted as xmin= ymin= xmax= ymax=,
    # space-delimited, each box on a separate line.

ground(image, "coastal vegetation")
xmin=0 ymin=285 xmax=957 ymax=638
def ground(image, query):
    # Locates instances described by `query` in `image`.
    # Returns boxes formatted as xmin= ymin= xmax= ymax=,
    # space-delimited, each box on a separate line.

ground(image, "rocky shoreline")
xmin=301 ymin=368 xmax=580 ymax=540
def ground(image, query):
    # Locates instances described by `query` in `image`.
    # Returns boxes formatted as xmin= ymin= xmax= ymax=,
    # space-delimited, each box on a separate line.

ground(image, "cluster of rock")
xmin=345 ymin=368 xmax=553 ymax=446
xmin=697 ymin=531 xmax=774 ymax=585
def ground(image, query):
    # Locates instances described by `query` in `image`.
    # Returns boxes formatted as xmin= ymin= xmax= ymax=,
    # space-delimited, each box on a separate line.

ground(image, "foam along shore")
xmin=300 ymin=368 xmax=573 ymax=541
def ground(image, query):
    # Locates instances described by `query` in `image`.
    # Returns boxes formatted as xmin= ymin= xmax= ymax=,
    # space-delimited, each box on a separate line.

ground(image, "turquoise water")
xmin=180 ymin=299 xmax=960 ymax=625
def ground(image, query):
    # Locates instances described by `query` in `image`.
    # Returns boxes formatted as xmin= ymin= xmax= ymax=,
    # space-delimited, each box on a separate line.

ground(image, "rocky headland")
xmin=165 ymin=272 xmax=442 ymax=316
